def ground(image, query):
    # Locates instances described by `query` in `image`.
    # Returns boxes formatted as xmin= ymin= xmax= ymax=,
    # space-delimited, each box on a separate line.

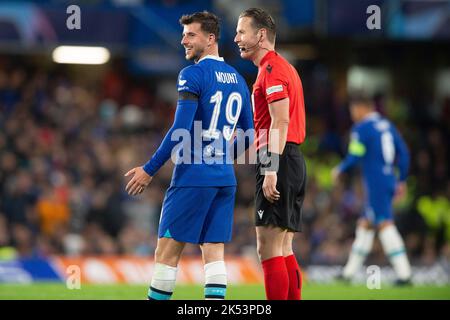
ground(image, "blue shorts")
xmin=364 ymin=188 xmax=395 ymax=226
xmin=158 ymin=186 xmax=236 ymax=244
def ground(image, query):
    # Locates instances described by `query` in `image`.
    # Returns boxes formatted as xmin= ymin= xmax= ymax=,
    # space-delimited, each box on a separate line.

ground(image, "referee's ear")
xmin=259 ymin=28 xmax=267 ymax=43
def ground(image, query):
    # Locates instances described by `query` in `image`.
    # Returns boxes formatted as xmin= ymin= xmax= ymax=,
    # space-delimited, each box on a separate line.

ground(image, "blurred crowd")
xmin=0 ymin=56 xmax=449 ymax=268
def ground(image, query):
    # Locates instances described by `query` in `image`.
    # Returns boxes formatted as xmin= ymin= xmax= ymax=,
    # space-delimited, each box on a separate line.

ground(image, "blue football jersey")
xmin=171 ymin=55 xmax=253 ymax=187
xmin=338 ymin=112 xmax=410 ymax=193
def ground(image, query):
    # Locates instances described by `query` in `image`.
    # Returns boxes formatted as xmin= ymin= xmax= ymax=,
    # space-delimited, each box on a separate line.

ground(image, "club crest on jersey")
xmin=178 ymin=78 xmax=189 ymax=91
xmin=266 ymin=64 xmax=272 ymax=73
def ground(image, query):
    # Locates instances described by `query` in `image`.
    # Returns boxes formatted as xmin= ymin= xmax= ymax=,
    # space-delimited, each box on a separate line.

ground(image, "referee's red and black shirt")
xmin=252 ymin=50 xmax=306 ymax=151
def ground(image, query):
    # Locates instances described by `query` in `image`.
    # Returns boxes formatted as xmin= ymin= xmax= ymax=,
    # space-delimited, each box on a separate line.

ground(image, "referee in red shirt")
xmin=235 ymin=8 xmax=307 ymax=300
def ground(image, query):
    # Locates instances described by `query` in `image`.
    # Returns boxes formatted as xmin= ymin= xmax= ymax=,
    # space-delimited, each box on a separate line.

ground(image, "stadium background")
xmin=0 ymin=0 xmax=449 ymax=299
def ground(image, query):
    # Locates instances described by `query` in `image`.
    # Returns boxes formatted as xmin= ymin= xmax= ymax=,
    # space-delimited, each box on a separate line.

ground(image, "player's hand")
xmin=262 ymin=172 xmax=280 ymax=203
xmin=394 ymin=181 xmax=407 ymax=203
xmin=331 ymin=167 xmax=341 ymax=184
xmin=124 ymin=166 xmax=152 ymax=196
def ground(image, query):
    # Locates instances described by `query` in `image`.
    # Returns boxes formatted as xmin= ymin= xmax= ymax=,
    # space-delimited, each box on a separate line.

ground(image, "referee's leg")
xmin=256 ymin=225 xmax=289 ymax=300
xmin=283 ymin=231 xmax=303 ymax=300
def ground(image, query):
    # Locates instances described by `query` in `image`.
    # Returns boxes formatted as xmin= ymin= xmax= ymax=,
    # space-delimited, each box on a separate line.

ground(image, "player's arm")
xmin=393 ymin=127 xmax=410 ymax=182
xmin=332 ymin=128 xmax=366 ymax=182
xmin=392 ymin=126 xmax=410 ymax=201
xmin=142 ymin=91 xmax=198 ymax=175
xmin=125 ymin=67 xmax=201 ymax=196
xmin=125 ymin=91 xmax=198 ymax=195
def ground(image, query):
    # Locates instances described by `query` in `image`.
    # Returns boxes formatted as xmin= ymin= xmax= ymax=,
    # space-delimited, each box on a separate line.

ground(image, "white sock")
xmin=343 ymin=226 xmax=375 ymax=279
xmin=379 ymin=224 xmax=412 ymax=281
xmin=204 ymin=261 xmax=227 ymax=300
xmin=148 ymin=263 xmax=177 ymax=300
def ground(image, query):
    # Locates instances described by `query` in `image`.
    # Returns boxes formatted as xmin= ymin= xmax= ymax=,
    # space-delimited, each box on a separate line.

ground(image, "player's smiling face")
xmin=235 ymin=17 xmax=258 ymax=60
xmin=181 ymin=22 xmax=209 ymax=62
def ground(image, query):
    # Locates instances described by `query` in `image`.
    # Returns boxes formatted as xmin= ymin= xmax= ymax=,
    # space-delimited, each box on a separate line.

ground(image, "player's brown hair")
xmin=179 ymin=11 xmax=220 ymax=42
xmin=349 ymin=90 xmax=375 ymax=108
xmin=239 ymin=8 xmax=276 ymax=43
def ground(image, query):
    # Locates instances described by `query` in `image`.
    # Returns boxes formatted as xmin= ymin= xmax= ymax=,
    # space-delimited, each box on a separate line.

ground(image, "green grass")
xmin=0 ymin=282 xmax=449 ymax=300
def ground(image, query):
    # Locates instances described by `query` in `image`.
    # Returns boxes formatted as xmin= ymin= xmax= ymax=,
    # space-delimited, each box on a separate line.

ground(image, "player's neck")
xmin=196 ymin=46 xmax=219 ymax=63
xmin=358 ymin=111 xmax=378 ymax=122
xmin=253 ymin=46 xmax=275 ymax=66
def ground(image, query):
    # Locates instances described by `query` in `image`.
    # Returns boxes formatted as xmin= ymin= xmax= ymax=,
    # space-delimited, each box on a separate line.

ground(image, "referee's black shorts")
xmin=255 ymin=143 xmax=307 ymax=232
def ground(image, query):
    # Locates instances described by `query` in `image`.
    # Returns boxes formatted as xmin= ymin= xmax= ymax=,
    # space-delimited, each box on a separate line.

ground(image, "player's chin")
xmin=185 ymin=52 xmax=197 ymax=61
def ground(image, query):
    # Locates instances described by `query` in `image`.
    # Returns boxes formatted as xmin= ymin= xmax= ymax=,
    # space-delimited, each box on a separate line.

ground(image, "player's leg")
xmin=148 ymin=186 xmax=216 ymax=300
xmin=257 ymin=225 xmax=289 ymax=300
xmin=342 ymin=218 xmax=375 ymax=280
xmin=282 ymin=231 xmax=302 ymax=300
xmin=200 ymin=242 xmax=227 ymax=300
xmin=198 ymin=186 xmax=236 ymax=300
xmin=148 ymin=237 xmax=185 ymax=300
xmin=378 ymin=220 xmax=412 ymax=284
xmin=374 ymin=190 xmax=412 ymax=284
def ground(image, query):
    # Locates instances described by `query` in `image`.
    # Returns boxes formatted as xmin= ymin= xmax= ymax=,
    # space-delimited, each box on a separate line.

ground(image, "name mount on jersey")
xmin=215 ymin=71 xmax=238 ymax=84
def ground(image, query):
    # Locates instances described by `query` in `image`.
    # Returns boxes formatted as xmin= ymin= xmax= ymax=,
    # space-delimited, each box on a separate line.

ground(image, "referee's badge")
xmin=266 ymin=85 xmax=283 ymax=96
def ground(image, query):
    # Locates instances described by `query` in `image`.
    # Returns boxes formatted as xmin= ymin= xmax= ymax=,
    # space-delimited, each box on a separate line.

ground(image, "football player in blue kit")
xmin=125 ymin=12 xmax=254 ymax=299
xmin=332 ymin=93 xmax=412 ymax=285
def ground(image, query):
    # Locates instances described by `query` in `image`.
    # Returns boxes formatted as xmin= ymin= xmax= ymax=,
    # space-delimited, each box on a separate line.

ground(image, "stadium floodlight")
xmin=52 ymin=46 xmax=110 ymax=65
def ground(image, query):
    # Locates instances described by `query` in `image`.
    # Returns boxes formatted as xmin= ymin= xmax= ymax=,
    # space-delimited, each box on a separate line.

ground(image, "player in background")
xmin=235 ymin=8 xmax=307 ymax=300
xmin=332 ymin=93 xmax=412 ymax=285
xmin=125 ymin=11 xmax=253 ymax=300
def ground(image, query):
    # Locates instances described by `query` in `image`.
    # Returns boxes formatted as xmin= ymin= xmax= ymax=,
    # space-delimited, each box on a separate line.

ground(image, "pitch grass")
xmin=1 ymin=282 xmax=450 ymax=300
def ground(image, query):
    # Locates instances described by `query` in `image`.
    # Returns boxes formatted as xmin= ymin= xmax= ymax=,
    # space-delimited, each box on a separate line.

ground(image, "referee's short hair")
xmin=239 ymin=8 xmax=276 ymax=43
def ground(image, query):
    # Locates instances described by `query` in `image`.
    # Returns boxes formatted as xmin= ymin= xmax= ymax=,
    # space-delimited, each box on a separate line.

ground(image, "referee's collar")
xmin=197 ymin=55 xmax=224 ymax=63
xmin=259 ymin=50 xmax=277 ymax=66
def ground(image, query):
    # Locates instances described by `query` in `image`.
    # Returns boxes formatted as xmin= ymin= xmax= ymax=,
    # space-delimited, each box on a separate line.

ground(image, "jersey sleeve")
xmin=262 ymin=64 xmax=289 ymax=104
xmin=392 ymin=126 xmax=410 ymax=182
xmin=143 ymin=95 xmax=198 ymax=176
xmin=177 ymin=65 xmax=203 ymax=96
xmin=337 ymin=125 xmax=367 ymax=173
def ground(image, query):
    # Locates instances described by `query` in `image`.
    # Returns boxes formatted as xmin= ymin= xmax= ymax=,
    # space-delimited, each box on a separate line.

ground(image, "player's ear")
xmin=208 ymin=33 xmax=215 ymax=46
